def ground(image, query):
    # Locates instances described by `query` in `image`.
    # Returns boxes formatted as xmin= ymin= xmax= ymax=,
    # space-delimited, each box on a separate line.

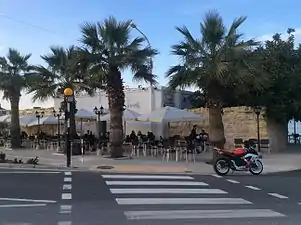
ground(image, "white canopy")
xmin=27 ymin=115 xmax=58 ymax=127
xmin=137 ymin=106 xmax=202 ymax=123
xmin=75 ymin=109 xmax=96 ymax=120
xmin=20 ymin=115 xmax=37 ymax=126
xmin=0 ymin=115 xmax=11 ymax=123
xmin=100 ymin=108 xmax=141 ymax=121
xmin=0 ymin=115 xmax=37 ymax=126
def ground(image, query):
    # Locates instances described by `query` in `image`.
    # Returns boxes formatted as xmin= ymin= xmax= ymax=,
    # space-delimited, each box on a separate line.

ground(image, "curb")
xmin=0 ymin=161 xmax=299 ymax=175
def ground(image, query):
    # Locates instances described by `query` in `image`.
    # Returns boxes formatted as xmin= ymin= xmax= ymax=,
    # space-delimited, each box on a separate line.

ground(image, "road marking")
xmin=0 ymin=203 xmax=46 ymax=208
xmin=212 ymin=174 xmax=222 ymax=178
xmin=60 ymin=172 xmax=72 ymax=218
xmin=61 ymin=193 xmax=72 ymax=200
xmin=116 ymin=198 xmax=252 ymax=205
xmin=226 ymin=179 xmax=240 ymax=184
xmin=63 ymin=184 xmax=72 ymax=190
xmin=64 ymin=177 xmax=72 ymax=182
xmin=1 ymin=223 xmax=32 ymax=225
xmin=102 ymin=175 xmax=194 ymax=180
xmin=124 ymin=209 xmax=285 ymax=220
xmin=245 ymin=185 xmax=261 ymax=191
xmin=268 ymin=193 xmax=288 ymax=199
xmin=0 ymin=167 xmax=78 ymax=172
xmin=106 ymin=181 xmax=208 ymax=186
xmin=110 ymin=188 xmax=227 ymax=194
xmin=0 ymin=171 xmax=60 ymax=174
xmin=298 ymin=202 xmax=301 ymax=205
xmin=58 ymin=221 xmax=72 ymax=225
xmin=0 ymin=198 xmax=56 ymax=203
xmin=53 ymin=153 xmax=64 ymax=156
xmin=60 ymin=205 xmax=72 ymax=213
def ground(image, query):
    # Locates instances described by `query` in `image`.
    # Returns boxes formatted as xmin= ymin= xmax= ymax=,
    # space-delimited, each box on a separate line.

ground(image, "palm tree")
xmin=80 ymin=16 xmax=158 ymax=158
xmin=0 ymin=48 xmax=34 ymax=148
xmin=27 ymin=46 xmax=92 ymax=139
xmin=166 ymin=10 xmax=258 ymax=151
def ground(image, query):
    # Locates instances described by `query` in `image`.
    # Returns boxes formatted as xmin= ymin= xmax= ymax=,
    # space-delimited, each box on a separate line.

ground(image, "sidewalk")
xmin=1 ymin=148 xmax=301 ymax=175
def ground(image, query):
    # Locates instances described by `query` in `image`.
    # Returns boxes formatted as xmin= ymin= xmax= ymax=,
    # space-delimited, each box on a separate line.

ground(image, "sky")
xmin=1 ymin=0 xmax=301 ymax=109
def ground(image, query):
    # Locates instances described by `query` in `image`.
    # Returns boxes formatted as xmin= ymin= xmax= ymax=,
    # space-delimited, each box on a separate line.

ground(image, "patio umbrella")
xmin=99 ymin=109 xmax=141 ymax=135
xmin=137 ymin=106 xmax=201 ymax=123
xmin=75 ymin=109 xmax=96 ymax=136
xmin=100 ymin=108 xmax=141 ymax=121
xmin=27 ymin=115 xmax=58 ymax=127
xmin=0 ymin=115 xmax=11 ymax=123
xmin=137 ymin=106 xmax=201 ymax=138
xmin=20 ymin=115 xmax=37 ymax=126
xmin=75 ymin=109 xmax=96 ymax=120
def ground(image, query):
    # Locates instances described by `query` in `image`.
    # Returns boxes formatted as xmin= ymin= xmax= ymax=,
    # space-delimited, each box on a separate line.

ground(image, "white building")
xmin=53 ymin=86 xmax=193 ymax=114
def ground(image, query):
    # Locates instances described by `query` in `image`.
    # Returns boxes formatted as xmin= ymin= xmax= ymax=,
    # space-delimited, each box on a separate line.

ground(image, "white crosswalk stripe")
xmin=102 ymin=173 xmax=286 ymax=221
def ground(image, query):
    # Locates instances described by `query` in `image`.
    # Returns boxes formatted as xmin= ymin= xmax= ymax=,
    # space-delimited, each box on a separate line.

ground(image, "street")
xmin=0 ymin=169 xmax=300 ymax=225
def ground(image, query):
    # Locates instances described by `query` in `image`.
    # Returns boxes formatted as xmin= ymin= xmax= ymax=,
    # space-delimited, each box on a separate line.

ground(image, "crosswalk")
xmin=102 ymin=173 xmax=285 ymax=221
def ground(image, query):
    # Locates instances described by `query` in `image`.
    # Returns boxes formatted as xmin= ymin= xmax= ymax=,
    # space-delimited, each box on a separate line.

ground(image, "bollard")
xmin=80 ymin=138 xmax=84 ymax=164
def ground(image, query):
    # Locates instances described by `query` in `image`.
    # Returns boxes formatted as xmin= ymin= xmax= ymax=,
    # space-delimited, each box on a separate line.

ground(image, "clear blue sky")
xmin=0 ymin=0 xmax=301 ymax=109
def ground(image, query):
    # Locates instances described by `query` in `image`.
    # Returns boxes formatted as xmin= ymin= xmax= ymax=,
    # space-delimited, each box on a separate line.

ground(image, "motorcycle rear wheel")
xmin=213 ymin=157 xmax=230 ymax=176
xmin=249 ymin=160 xmax=263 ymax=175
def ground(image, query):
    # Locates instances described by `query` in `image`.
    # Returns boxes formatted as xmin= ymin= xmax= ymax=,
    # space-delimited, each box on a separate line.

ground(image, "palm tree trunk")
xmin=206 ymin=86 xmax=226 ymax=164
xmin=207 ymin=103 xmax=226 ymax=164
xmin=107 ymin=66 xmax=125 ymax=158
xmin=10 ymin=96 xmax=21 ymax=149
xmin=208 ymin=104 xmax=225 ymax=148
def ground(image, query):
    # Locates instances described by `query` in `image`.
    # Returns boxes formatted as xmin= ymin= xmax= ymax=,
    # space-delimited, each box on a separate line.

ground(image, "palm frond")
xmin=166 ymin=65 xmax=202 ymax=89
xmin=80 ymin=22 xmax=101 ymax=52
xmin=167 ymin=10 xmax=259 ymax=94
xmin=80 ymin=16 xmax=159 ymax=86
xmin=200 ymin=10 xmax=226 ymax=47
xmin=0 ymin=48 xmax=33 ymax=100
xmin=132 ymin=64 xmax=158 ymax=85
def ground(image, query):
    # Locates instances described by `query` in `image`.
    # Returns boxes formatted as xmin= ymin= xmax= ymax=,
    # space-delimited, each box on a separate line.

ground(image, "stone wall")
xmin=169 ymin=106 xmax=268 ymax=147
xmin=19 ymin=107 xmax=54 ymax=116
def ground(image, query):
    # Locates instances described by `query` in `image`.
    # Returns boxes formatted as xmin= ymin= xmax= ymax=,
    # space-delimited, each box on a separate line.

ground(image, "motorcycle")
xmin=213 ymin=146 xmax=263 ymax=176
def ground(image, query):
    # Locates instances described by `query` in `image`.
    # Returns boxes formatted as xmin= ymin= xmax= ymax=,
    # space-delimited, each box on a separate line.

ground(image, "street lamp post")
xmin=35 ymin=110 xmax=44 ymax=149
xmin=93 ymin=106 xmax=104 ymax=141
xmin=64 ymin=88 xmax=74 ymax=167
xmin=53 ymin=108 xmax=62 ymax=152
xmin=254 ymin=106 xmax=262 ymax=152
xmin=130 ymin=23 xmax=153 ymax=73
xmin=130 ymin=22 xmax=155 ymax=112
xmin=293 ymin=119 xmax=297 ymax=144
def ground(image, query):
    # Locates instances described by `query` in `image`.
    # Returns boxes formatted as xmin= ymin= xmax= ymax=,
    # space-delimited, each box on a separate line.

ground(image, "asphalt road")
xmin=100 ymin=171 xmax=301 ymax=225
xmin=0 ymin=168 xmax=128 ymax=225
xmin=0 ymin=168 xmax=62 ymax=224
xmin=0 ymin=168 xmax=301 ymax=225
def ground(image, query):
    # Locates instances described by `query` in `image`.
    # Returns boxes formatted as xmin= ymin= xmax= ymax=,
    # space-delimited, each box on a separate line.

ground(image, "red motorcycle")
xmin=213 ymin=147 xmax=263 ymax=176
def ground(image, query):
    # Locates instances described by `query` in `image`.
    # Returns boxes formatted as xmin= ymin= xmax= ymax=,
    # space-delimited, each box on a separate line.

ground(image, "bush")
xmin=13 ymin=158 xmax=23 ymax=164
xmin=26 ymin=157 xmax=39 ymax=166
xmin=0 ymin=152 xmax=6 ymax=161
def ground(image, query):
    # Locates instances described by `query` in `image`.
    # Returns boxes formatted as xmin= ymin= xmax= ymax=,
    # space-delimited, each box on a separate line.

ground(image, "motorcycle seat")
xmin=232 ymin=148 xmax=246 ymax=156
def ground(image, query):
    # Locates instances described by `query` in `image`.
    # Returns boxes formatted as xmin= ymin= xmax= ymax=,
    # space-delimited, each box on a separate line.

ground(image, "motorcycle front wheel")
xmin=213 ymin=157 xmax=230 ymax=176
xmin=249 ymin=159 xmax=263 ymax=175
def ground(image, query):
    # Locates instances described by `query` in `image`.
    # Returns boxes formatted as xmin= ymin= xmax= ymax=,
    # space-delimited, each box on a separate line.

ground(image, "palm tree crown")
xmin=0 ymin=48 xmax=34 ymax=148
xmin=166 ymin=10 xmax=258 ymax=149
xmin=27 ymin=46 xmax=91 ymax=101
xmin=166 ymin=10 xmax=258 ymax=97
xmin=80 ymin=16 xmax=158 ymax=88
xmin=0 ymin=48 xmax=33 ymax=100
